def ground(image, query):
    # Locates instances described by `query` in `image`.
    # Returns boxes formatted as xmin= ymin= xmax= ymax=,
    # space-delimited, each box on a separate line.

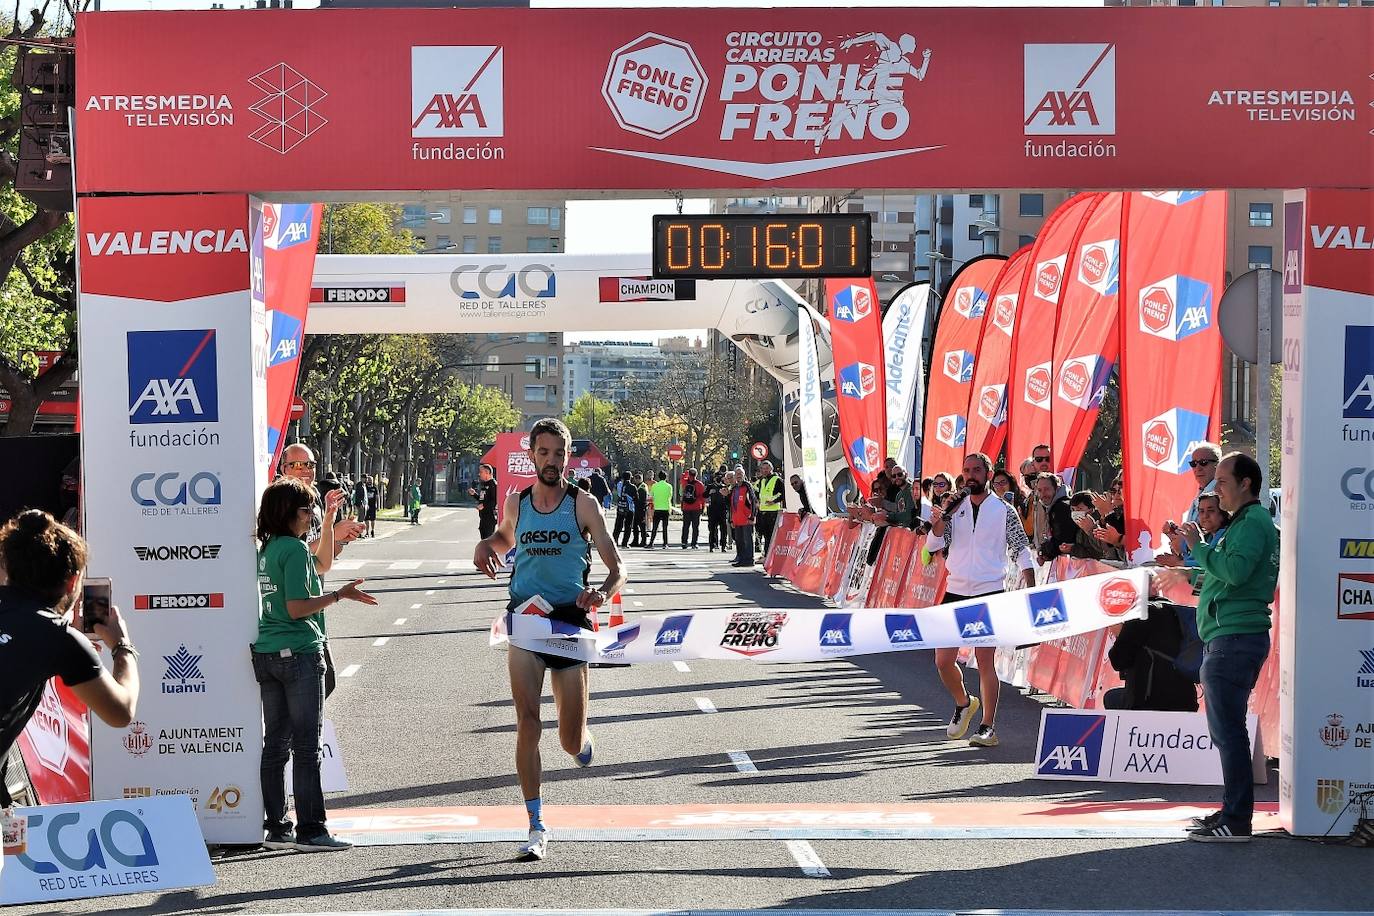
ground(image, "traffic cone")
xmin=607 ymin=592 xmax=625 ymax=628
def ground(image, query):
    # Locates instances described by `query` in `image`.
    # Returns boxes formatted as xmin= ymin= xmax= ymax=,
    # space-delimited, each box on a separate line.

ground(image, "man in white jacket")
xmin=925 ymin=452 xmax=1036 ymax=748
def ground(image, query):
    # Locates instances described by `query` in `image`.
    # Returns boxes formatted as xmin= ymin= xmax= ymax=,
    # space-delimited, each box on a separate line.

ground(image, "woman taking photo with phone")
xmin=253 ymin=477 xmax=376 ymax=853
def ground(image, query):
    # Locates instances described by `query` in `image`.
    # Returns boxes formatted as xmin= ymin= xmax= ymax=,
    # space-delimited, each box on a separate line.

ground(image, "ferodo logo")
xmin=1139 ymin=275 xmax=1213 ymax=342
xmin=992 ymin=294 xmax=1017 ymax=335
xmin=1098 ymin=577 xmax=1139 ymax=616
xmin=310 ymin=285 xmax=406 ymax=305
xmin=85 ymin=229 xmax=249 ymax=257
xmin=411 ymin=46 xmax=504 ymax=138
xmin=1024 ymin=43 xmax=1116 ymax=135
xmin=1024 ymin=362 xmax=1052 ymax=410
xmin=1077 ymin=238 xmax=1120 ymax=295
xmin=134 ymin=593 xmax=226 ymax=610
xmin=1033 ymin=255 xmax=1067 ymax=302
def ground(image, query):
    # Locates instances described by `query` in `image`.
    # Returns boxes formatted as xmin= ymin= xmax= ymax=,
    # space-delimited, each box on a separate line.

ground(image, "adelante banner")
xmin=965 ymin=247 xmax=1032 ymax=460
xmin=882 ymin=283 xmax=931 ymax=472
xmin=1052 ymin=193 xmax=1123 ymax=475
xmin=492 ymin=569 xmax=1150 ymax=663
xmin=1118 ymin=191 xmax=1226 ymax=558
xmin=1006 ymin=193 xmax=1099 ymax=471
xmin=920 ymin=257 xmax=1004 ymax=482
xmin=796 ymin=302 xmax=828 ymax=515
xmin=825 ymin=278 xmax=886 ymax=498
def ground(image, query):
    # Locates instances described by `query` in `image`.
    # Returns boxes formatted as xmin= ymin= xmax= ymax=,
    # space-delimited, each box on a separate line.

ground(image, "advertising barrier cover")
xmin=0 ymin=796 xmax=215 ymax=905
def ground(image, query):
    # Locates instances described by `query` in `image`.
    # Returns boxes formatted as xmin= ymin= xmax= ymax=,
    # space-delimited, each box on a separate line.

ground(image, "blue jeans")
xmin=1200 ymin=632 xmax=1270 ymax=828
xmin=252 ymin=649 xmax=327 ymax=839
xmin=734 ymin=524 xmax=755 ymax=564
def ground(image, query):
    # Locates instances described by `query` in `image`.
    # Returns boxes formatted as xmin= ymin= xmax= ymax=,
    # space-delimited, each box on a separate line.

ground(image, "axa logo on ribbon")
xmin=1023 ymin=43 xmax=1115 ymax=136
xmin=412 ymin=46 xmax=504 ymax=138
xmin=127 ymin=330 xmax=219 ymax=425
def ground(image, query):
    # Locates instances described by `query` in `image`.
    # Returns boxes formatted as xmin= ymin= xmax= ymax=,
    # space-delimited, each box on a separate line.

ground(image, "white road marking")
xmin=633 ymin=601 xmax=644 ymax=607
xmin=332 ymin=559 xmax=365 ymax=571
xmin=389 ymin=560 xmax=423 ymax=570
xmin=447 ymin=561 xmax=466 ymax=570
xmin=726 ymin=750 xmax=757 ymax=773
xmin=673 ymin=661 xmax=691 ymax=673
xmin=394 ymin=618 xmax=407 ymax=626
xmin=784 ymin=839 xmax=831 ymax=877
xmin=425 ymin=590 xmax=435 ymax=596
xmin=694 ymin=697 xmax=717 ymax=714
xmin=372 ymin=637 xmax=389 ymax=647
xmin=410 ymin=603 xmax=422 ymax=610
xmin=339 ymin=664 xmax=361 ymax=678
xmin=437 ymin=579 xmax=447 ymax=585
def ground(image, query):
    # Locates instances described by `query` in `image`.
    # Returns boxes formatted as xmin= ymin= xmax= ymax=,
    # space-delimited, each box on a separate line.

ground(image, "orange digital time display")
xmin=652 ymin=214 xmax=871 ymax=280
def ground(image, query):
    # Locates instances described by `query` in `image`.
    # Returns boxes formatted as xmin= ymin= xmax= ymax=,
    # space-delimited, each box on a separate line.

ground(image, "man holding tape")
xmin=474 ymin=417 xmax=626 ymax=861
xmin=926 ymin=451 xmax=1036 ymax=749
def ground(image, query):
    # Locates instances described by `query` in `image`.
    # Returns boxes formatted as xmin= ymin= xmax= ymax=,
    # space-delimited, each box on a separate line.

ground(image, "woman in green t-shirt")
xmin=252 ymin=477 xmax=375 ymax=853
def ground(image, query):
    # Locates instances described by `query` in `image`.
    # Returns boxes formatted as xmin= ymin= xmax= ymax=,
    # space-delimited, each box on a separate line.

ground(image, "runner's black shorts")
xmin=506 ymin=600 xmax=593 ymax=670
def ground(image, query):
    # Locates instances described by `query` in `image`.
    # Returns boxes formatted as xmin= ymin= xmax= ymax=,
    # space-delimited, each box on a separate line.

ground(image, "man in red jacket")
xmin=679 ymin=468 xmax=706 ymax=550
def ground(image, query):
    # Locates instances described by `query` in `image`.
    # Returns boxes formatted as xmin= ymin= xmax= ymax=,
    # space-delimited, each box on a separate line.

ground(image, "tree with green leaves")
xmin=564 ymin=392 xmax=615 ymax=442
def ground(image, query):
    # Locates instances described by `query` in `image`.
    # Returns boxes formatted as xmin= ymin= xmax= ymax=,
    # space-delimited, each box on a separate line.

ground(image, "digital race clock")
xmin=652 ymin=214 xmax=871 ymax=280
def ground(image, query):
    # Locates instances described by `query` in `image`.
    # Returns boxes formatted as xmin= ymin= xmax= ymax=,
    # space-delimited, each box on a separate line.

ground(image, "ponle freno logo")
xmin=1033 ymin=255 xmax=1067 ymax=302
xmin=935 ymin=413 xmax=967 ymax=448
xmin=943 ymin=349 xmax=974 ymax=384
xmin=978 ymin=384 xmax=1006 ymax=424
xmin=1024 ymin=362 xmax=1052 ymax=411
xmin=598 ymin=29 xmax=938 ymax=180
xmin=839 ymin=361 xmax=877 ymax=400
xmin=1077 ymin=238 xmax=1120 ymax=296
xmin=992 ymin=294 xmax=1017 ymax=335
xmin=412 ymin=46 xmax=504 ymax=138
xmin=1142 ymin=407 xmax=1210 ymax=475
xmin=1023 ymin=43 xmax=1115 ymax=136
xmin=1098 ymin=577 xmax=1139 ymax=617
xmin=1139 ymin=275 xmax=1213 ymax=342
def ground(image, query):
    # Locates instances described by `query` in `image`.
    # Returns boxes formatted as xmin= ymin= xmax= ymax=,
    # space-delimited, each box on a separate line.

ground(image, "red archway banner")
xmin=75 ymin=8 xmax=1372 ymax=195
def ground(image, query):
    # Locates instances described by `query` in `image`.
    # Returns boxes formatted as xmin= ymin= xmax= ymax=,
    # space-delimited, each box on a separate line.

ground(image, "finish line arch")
xmin=68 ymin=4 xmax=1373 ymax=846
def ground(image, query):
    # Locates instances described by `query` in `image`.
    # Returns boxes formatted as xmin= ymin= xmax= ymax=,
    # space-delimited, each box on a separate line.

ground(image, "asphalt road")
xmin=18 ymin=507 xmax=1368 ymax=916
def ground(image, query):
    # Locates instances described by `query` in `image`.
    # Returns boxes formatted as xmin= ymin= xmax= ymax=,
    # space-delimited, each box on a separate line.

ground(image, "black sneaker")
xmin=1188 ymin=822 xmax=1251 ymax=843
xmin=294 ymin=832 xmax=354 ymax=852
xmin=262 ymin=830 xmax=295 ymax=850
xmin=1190 ymin=810 xmax=1223 ymax=830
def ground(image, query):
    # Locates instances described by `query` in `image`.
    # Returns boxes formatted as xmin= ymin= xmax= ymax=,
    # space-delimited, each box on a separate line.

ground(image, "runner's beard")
xmin=539 ymin=465 xmax=563 ymax=484
xmin=966 ymin=479 xmax=986 ymax=495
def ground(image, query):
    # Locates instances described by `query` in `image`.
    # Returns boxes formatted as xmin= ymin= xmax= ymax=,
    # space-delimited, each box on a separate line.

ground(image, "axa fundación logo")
xmin=1023 ymin=43 xmax=1117 ymax=160
xmin=411 ymin=46 xmax=506 ymax=162
xmin=247 ymin=62 xmax=327 ymax=154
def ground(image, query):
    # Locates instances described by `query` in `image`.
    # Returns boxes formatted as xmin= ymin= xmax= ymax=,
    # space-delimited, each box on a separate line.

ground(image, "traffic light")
xmin=730 ymin=450 xmax=739 ymax=460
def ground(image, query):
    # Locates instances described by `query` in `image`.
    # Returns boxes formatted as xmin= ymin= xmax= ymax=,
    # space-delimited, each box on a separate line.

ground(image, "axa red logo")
xmin=412 ymin=46 xmax=504 ymax=138
xmin=1024 ymin=43 xmax=1116 ymax=136
xmin=1098 ymin=577 xmax=1139 ymax=617
xmin=85 ymin=229 xmax=249 ymax=257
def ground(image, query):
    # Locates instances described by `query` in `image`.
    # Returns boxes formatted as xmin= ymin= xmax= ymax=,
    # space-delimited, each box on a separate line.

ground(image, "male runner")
xmin=474 ymin=418 xmax=626 ymax=861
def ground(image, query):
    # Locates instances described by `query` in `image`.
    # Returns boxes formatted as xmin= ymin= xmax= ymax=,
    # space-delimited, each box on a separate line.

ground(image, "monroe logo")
xmin=134 ymin=593 xmax=225 ymax=610
xmin=86 ymin=229 xmax=248 ymax=257
xmin=1312 ymin=225 xmax=1373 ymax=250
xmin=720 ymin=610 xmax=789 ymax=656
xmin=133 ymin=544 xmax=222 ymax=562
xmin=412 ymin=46 xmax=504 ymax=138
xmin=1024 ymin=43 xmax=1116 ymax=135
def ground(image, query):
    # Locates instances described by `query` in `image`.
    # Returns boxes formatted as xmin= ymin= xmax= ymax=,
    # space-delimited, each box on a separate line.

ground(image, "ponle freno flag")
xmin=826 ymin=278 xmax=886 ymax=498
xmin=1052 ymin=193 xmax=1123 ymax=474
xmin=964 ymin=247 xmax=1032 ymax=460
xmin=1006 ymin=193 xmax=1100 ymax=473
xmin=1118 ymin=191 xmax=1226 ymax=560
xmin=920 ymin=257 xmax=1005 ymax=482
xmin=882 ymin=283 xmax=931 ymax=472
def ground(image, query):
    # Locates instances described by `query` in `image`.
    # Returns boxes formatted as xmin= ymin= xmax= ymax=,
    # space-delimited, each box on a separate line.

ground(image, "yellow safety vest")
xmin=758 ymin=475 xmax=783 ymax=512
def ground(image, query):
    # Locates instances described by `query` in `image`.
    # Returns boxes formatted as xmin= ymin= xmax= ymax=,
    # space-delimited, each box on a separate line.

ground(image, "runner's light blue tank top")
xmin=509 ymin=486 xmax=590 ymax=608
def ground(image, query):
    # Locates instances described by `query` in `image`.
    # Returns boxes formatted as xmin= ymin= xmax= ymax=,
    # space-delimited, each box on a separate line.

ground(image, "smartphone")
xmin=81 ymin=577 xmax=112 ymax=634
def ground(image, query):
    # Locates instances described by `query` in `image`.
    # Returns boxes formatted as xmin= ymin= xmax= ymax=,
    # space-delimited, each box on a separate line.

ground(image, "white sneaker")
xmin=518 ymin=826 xmax=549 ymax=860
xmin=946 ymin=696 xmax=981 ymax=739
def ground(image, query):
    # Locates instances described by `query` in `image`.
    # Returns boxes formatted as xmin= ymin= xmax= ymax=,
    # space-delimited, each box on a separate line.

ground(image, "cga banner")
xmin=882 ymin=283 xmax=931 ymax=472
xmin=493 ymin=569 xmax=1149 ymax=663
xmin=965 ymin=248 xmax=1032 ymax=460
xmin=1118 ymin=191 xmax=1226 ymax=557
xmin=921 ymin=257 xmax=1005 ymax=481
xmin=254 ymin=201 xmax=323 ymax=471
xmin=796 ymin=302 xmax=828 ymax=515
xmin=75 ymin=193 xmax=266 ymax=845
xmin=0 ymin=796 xmax=214 ymax=905
xmin=1007 ymin=193 xmax=1100 ymax=471
xmin=825 ymin=278 xmax=887 ymax=498
xmin=1052 ymin=193 xmax=1123 ymax=475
